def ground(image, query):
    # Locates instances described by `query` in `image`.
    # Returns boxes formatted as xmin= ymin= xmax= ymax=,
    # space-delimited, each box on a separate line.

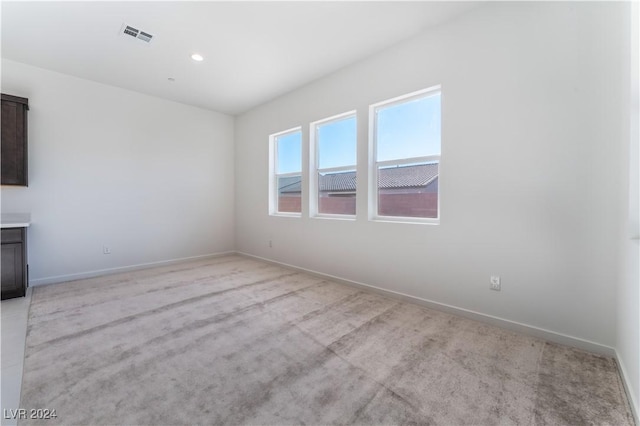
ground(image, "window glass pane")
xmin=377 ymin=162 xmax=438 ymax=218
xmin=318 ymin=116 xmax=357 ymax=169
xmin=376 ymin=93 xmax=441 ymax=162
xmin=277 ymin=174 xmax=301 ymax=213
xmin=318 ymin=170 xmax=356 ymax=215
xmin=276 ymin=131 xmax=302 ymax=174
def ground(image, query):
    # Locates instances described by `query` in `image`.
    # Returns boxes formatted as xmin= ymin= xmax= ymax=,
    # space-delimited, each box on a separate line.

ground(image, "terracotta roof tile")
xmin=279 ymin=163 xmax=438 ymax=193
xmin=378 ymin=163 xmax=439 ymax=189
xmin=319 ymin=171 xmax=357 ymax=192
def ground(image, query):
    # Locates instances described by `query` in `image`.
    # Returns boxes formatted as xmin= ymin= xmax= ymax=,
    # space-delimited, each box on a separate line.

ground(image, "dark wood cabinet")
xmin=1 ymin=228 xmax=28 ymax=300
xmin=1 ymin=94 xmax=29 ymax=186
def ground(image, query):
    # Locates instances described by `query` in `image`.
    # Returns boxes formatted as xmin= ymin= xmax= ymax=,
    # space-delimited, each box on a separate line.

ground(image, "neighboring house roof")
xmin=319 ymin=171 xmax=357 ymax=192
xmin=378 ymin=163 xmax=439 ymax=189
xmin=278 ymin=176 xmax=304 ymax=193
xmin=279 ymin=163 xmax=438 ymax=193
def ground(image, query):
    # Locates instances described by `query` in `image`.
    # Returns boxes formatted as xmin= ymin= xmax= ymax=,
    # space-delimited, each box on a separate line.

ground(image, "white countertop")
xmin=1 ymin=213 xmax=31 ymax=228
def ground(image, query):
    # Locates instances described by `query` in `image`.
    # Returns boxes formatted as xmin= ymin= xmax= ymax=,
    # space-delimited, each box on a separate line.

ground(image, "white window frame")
xmin=369 ymin=86 xmax=441 ymax=224
xmin=309 ymin=111 xmax=357 ymax=219
xmin=269 ymin=127 xmax=302 ymax=217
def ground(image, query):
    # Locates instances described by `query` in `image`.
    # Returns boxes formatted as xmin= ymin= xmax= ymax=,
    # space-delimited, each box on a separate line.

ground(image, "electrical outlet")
xmin=490 ymin=276 xmax=501 ymax=291
xmin=103 ymin=246 xmax=111 ymax=255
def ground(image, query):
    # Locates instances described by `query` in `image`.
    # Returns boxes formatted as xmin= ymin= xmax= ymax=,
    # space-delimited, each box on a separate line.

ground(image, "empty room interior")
xmin=1 ymin=1 xmax=639 ymax=425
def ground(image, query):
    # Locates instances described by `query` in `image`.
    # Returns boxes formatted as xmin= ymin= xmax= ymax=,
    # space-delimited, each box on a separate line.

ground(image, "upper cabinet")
xmin=1 ymin=94 xmax=29 ymax=186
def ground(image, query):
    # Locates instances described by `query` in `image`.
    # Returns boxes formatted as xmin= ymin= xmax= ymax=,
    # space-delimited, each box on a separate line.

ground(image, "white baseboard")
xmin=237 ymin=251 xmax=616 ymax=357
xmin=615 ymin=349 xmax=640 ymax=424
xmin=28 ymin=251 xmax=236 ymax=287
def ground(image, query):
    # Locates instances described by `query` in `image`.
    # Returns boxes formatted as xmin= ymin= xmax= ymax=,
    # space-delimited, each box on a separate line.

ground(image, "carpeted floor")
xmin=19 ymin=255 xmax=634 ymax=425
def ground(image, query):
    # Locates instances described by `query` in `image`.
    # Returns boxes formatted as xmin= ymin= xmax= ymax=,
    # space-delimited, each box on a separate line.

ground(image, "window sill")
xmin=270 ymin=212 xmax=302 ymax=218
xmin=371 ymin=216 xmax=439 ymax=225
xmin=311 ymin=214 xmax=356 ymax=221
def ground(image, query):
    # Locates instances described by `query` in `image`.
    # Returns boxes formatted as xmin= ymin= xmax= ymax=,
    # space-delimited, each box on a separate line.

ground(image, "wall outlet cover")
xmin=490 ymin=276 xmax=501 ymax=291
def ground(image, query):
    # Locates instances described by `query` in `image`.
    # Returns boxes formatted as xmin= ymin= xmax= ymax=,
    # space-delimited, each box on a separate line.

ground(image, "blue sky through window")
xmin=318 ymin=116 xmax=357 ymax=169
xmin=276 ymin=92 xmax=440 ymax=173
xmin=276 ymin=131 xmax=302 ymax=174
xmin=377 ymin=93 xmax=441 ymax=162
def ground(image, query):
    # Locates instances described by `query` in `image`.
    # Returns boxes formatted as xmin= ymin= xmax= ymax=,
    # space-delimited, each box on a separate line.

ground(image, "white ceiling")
xmin=1 ymin=1 xmax=478 ymax=115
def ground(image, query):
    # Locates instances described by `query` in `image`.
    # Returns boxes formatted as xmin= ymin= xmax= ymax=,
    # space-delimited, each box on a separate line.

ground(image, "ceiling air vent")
xmin=120 ymin=24 xmax=153 ymax=43
xmin=137 ymin=31 xmax=153 ymax=43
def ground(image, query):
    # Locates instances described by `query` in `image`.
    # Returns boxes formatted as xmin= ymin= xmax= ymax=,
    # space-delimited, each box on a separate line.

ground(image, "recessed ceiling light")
xmin=191 ymin=53 xmax=204 ymax=62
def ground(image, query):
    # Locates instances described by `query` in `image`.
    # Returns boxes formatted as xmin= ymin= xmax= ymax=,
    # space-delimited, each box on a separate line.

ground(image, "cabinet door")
xmin=1 ymin=242 xmax=24 ymax=299
xmin=1 ymin=96 xmax=28 ymax=185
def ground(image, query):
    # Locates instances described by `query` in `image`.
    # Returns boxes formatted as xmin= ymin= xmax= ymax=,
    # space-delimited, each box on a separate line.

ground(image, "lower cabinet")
xmin=1 ymin=228 xmax=27 ymax=300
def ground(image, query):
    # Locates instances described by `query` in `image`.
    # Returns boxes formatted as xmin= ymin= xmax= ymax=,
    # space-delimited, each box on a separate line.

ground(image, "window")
xmin=370 ymin=87 xmax=441 ymax=222
xmin=270 ymin=128 xmax=302 ymax=215
xmin=310 ymin=112 xmax=357 ymax=217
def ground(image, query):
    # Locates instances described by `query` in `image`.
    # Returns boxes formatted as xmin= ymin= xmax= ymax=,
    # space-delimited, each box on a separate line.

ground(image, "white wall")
xmin=1 ymin=60 xmax=235 ymax=284
xmin=235 ymin=2 xmax=630 ymax=349
xmin=617 ymin=1 xmax=640 ymax=418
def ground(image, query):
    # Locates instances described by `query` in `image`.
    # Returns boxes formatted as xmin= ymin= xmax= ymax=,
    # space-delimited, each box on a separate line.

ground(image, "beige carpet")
xmin=19 ymin=255 xmax=634 ymax=425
